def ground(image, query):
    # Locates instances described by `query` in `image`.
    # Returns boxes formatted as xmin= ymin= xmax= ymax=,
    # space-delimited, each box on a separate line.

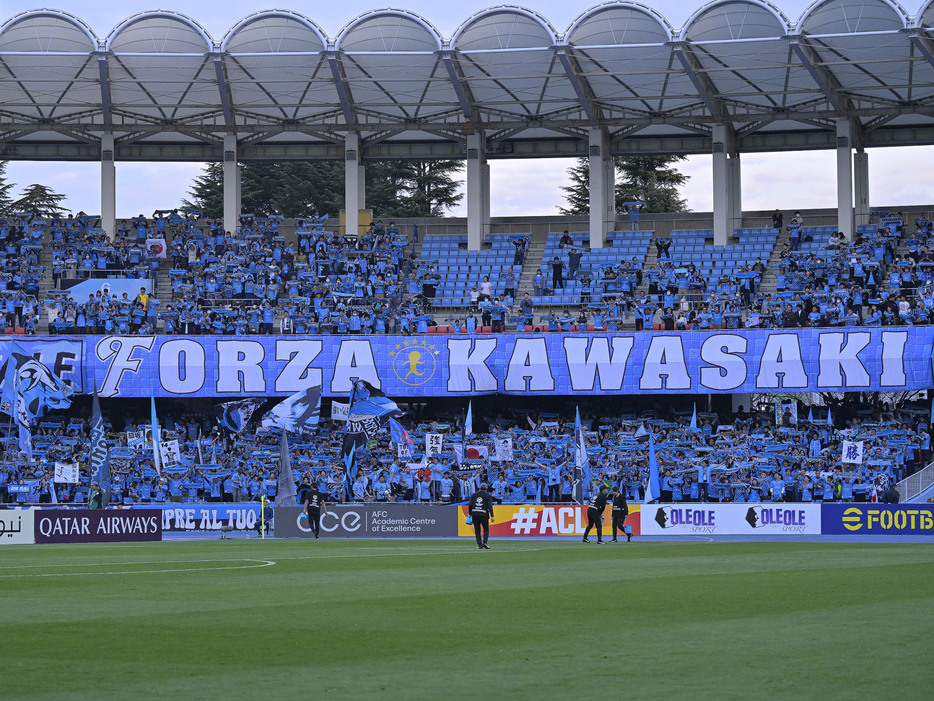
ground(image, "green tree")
xmin=184 ymin=158 xmax=464 ymax=221
xmin=397 ymin=160 xmax=464 ymax=217
xmin=560 ymin=155 xmax=690 ymax=214
xmin=181 ymin=162 xmax=224 ymax=217
xmin=272 ymin=161 xmax=344 ymax=217
xmin=365 ymin=161 xmax=409 ymax=219
xmin=0 ymin=161 xmax=15 ymax=216
xmin=559 ymin=159 xmax=590 ymax=216
xmin=11 ymin=183 xmax=69 ymax=217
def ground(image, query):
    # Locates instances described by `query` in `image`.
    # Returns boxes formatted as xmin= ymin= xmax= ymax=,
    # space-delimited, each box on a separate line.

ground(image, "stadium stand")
xmin=6 ymin=207 xmax=934 ymax=337
xmin=0 ymin=403 xmax=916 ymax=508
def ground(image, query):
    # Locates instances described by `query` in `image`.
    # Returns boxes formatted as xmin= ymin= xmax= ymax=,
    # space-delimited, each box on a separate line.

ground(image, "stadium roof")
xmin=0 ymin=1 xmax=933 ymax=162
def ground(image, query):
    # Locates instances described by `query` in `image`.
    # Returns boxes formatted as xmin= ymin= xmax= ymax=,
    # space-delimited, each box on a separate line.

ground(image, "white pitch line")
xmin=0 ymin=558 xmax=277 ymax=578
xmin=0 ymin=558 xmax=267 ymax=570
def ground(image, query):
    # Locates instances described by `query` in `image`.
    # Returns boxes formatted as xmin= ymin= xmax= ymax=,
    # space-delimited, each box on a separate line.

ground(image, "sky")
xmin=0 ymin=0 xmax=932 ymax=218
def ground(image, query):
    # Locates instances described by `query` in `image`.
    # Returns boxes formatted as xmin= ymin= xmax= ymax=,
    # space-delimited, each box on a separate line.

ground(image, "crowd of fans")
xmin=2 ymin=207 xmax=930 ymax=335
xmin=0 ymin=401 xmax=918 ymax=507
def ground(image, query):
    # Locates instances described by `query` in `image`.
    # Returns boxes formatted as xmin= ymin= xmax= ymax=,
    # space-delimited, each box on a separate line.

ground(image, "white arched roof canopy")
xmin=452 ymin=7 xmax=575 ymax=119
xmin=564 ymin=3 xmax=690 ymax=117
xmin=795 ymin=0 xmax=923 ymax=108
xmin=334 ymin=11 xmax=453 ymax=121
xmin=221 ymin=11 xmax=335 ymax=124
xmin=221 ymin=10 xmax=328 ymax=52
xmin=681 ymin=1 xmax=800 ymax=111
xmin=916 ymin=0 xmax=934 ymax=28
xmin=796 ymin=0 xmax=908 ymax=35
xmin=0 ymin=10 xmax=100 ymax=121
xmin=104 ymin=11 xmax=219 ymax=125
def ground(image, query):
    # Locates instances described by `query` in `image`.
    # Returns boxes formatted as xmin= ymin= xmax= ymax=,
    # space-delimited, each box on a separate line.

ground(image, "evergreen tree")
xmin=397 ymin=160 xmax=464 ymax=217
xmin=559 ymin=159 xmax=590 ymax=216
xmin=365 ymin=161 xmax=409 ymax=219
xmin=272 ymin=161 xmax=344 ymax=218
xmin=560 ymin=155 xmax=690 ymax=215
xmin=181 ymin=162 xmax=224 ymax=217
xmin=11 ymin=183 xmax=68 ymax=217
xmin=617 ymin=155 xmax=689 ymax=213
xmin=0 ymin=162 xmax=15 ymax=217
xmin=184 ymin=157 xmax=464 ymax=221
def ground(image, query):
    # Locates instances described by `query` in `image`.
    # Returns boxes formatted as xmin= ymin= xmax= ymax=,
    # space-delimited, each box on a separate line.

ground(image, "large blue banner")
xmin=822 ymin=504 xmax=934 ymax=535
xmin=131 ymin=503 xmax=263 ymax=532
xmin=1 ymin=328 xmax=931 ymax=397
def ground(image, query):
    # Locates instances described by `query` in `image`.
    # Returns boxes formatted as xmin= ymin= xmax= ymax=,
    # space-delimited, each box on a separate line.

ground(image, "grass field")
xmin=2 ymin=539 xmax=933 ymax=700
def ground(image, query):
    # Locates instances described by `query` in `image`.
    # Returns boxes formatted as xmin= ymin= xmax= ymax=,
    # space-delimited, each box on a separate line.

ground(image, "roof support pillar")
xmin=729 ymin=151 xmax=742 ymax=233
xmin=223 ymin=133 xmax=239 ymax=234
xmin=854 ymin=150 xmax=869 ymax=228
xmin=588 ymin=128 xmax=614 ymax=249
xmin=712 ymin=124 xmax=734 ymax=246
xmin=836 ymin=119 xmax=854 ymax=240
xmin=466 ymin=133 xmax=488 ymax=251
xmin=101 ymin=133 xmax=116 ymax=241
xmin=344 ymin=133 xmax=362 ymax=237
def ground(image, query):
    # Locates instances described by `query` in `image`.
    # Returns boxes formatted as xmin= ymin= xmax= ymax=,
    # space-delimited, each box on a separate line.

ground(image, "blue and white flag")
xmin=151 ymin=395 xmax=162 ymax=476
xmin=1 ymin=342 xmax=73 ymax=455
xmin=90 ymin=389 xmax=111 ymax=506
xmin=689 ymin=403 xmax=698 ymax=431
xmin=389 ymin=417 xmax=415 ymax=460
xmin=219 ymin=399 xmax=263 ymax=433
xmin=645 ymin=433 xmax=661 ymax=504
xmin=574 ymin=407 xmax=591 ymax=490
xmin=348 ymin=398 xmax=401 ymax=435
xmin=0 ymin=342 xmax=73 ymax=421
xmin=465 ymin=400 xmax=473 ymax=436
xmin=261 ymin=385 xmax=322 ymax=434
xmin=343 ymin=441 xmax=356 ymax=497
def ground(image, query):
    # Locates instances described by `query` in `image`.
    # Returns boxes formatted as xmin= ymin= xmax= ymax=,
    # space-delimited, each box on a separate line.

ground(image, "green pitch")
xmin=2 ymin=539 xmax=932 ymax=700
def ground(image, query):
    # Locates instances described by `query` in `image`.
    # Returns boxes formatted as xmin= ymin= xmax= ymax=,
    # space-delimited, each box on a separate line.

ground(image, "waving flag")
xmin=219 ymin=399 xmax=263 ymax=433
xmin=575 ymin=406 xmax=591 ymax=499
xmin=465 ymin=401 xmax=473 ymax=436
xmin=275 ymin=431 xmax=297 ymax=507
xmin=645 ymin=432 xmax=661 ymax=504
xmin=151 ymin=395 xmax=162 ymax=476
xmin=343 ymin=442 xmax=356 ymax=498
xmin=90 ymin=389 xmax=111 ymax=506
xmin=0 ymin=341 xmax=73 ymax=422
xmin=689 ymin=403 xmax=698 ymax=431
xmin=261 ymin=385 xmax=322 ymax=434
xmin=390 ymin=417 xmax=415 ymax=460
xmin=346 ymin=382 xmax=401 ymax=438
xmin=1 ymin=343 xmax=73 ymax=455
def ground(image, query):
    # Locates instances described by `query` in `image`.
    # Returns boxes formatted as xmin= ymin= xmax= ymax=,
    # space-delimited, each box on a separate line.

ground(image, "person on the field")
xmin=302 ymin=483 xmax=329 ymax=539
xmin=582 ymin=484 xmax=609 ymax=543
xmin=610 ymin=486 xmax=630 ymax=543
xmin=468 ymin=483 xmax=495 ymax=550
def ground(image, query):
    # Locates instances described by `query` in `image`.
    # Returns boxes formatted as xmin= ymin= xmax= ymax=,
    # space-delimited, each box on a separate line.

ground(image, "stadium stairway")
xmin=515 ymin=231 xmax=547 ymax=297
xmin=756 ymin=226 xmax=791 ymax=296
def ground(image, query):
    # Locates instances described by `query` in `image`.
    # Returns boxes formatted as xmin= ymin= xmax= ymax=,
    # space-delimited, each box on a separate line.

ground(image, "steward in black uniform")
xmin=303 ymin=488 xmax=329 ymax=538
xmin=582 ymin=485 xmax=609 ymax=543
xmin=469 ymin=484 xmax=495 ymax=549
xmin=610 ymin=486 xmax=630 ymax=542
